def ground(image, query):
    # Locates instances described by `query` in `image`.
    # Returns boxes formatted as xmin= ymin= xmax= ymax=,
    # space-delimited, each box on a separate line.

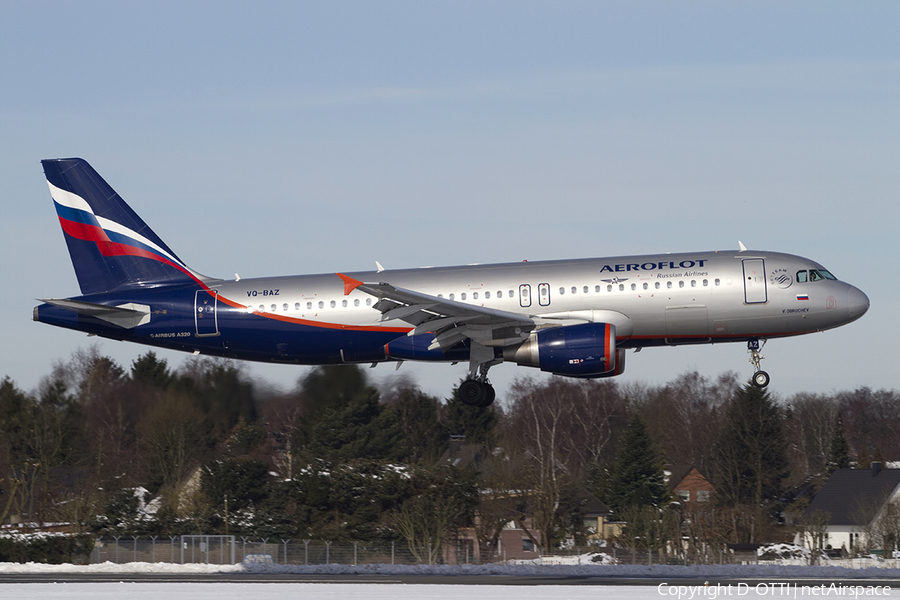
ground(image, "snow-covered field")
xmin=2 ymin=561 xmax=900 ymax=599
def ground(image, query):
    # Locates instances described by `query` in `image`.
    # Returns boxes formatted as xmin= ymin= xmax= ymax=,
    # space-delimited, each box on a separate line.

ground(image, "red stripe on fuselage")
xmin=58 ymin=216 xmax=409 ymax=333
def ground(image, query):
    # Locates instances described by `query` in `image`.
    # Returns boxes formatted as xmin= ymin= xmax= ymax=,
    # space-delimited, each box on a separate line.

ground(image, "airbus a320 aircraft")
xmin=34 ymin=158 xmax=869 ymax=407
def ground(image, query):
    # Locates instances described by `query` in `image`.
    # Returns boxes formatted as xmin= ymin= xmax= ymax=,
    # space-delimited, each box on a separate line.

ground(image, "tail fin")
xmin=42 ymin=158 xmax=207 ymax=295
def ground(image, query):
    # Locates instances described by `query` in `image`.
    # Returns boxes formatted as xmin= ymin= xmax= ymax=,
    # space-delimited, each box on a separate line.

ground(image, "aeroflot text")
xmin=657 ymin=583 xmax=892 ymax=599
xmin=600 ymin=260 xmax=708 ymax=273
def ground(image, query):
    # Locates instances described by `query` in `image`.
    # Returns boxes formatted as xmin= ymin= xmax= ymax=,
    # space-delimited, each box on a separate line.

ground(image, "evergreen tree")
xmin=130 ymin=352 xmax=172 ymax=388
xmin=605 ymin=414 xmax=669 ymax=513
xmin=826 ymin=413 xmax=852 ymax=474
xmin=444 ymin=383 xmax=498 ymax=444
xmin=714 ymin=384 xmax=788 ymax=506
xmin=390 ymin=387 xmax=448 ymax=463
xmin=308 ymin=389 xmax=404 ymax=463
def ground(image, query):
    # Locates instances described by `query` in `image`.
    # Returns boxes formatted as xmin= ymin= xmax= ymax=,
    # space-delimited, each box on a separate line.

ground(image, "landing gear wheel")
xmin=458 ymin=379 xmax=495 ymax=407
xmin=752 ymin=370 xmax=770 ymax=388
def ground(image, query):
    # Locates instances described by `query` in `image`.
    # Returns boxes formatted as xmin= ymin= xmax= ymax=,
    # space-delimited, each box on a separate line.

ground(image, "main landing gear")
xmin=457 ymin=341 xmax=498 ymax=407
xmin=748 ymin=339 xmax=770 ymax=388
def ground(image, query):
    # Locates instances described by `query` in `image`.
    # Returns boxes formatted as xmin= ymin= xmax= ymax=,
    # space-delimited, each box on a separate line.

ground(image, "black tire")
xmin=458 ymin=379 xmax=488 ymax=406
xmin=477 ymin=384 xmax=496 ymax=408
xmin=752 ymin=371 xmax=770 ymax=388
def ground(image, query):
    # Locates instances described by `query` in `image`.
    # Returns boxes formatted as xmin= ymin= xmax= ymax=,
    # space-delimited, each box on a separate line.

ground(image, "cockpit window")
xmin=800 ymin=269 xmax=837 ymax=283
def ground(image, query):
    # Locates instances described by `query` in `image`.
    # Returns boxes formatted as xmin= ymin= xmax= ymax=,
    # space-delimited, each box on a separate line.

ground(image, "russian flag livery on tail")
xmin=43 ymin=158 xmax=205 ymax=294
xmin=34 ymin=158 xmax=870 ymax=406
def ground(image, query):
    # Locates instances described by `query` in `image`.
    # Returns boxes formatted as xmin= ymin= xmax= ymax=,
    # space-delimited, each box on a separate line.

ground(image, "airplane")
xmin=34 ymin=158 xmax=870 ymax=407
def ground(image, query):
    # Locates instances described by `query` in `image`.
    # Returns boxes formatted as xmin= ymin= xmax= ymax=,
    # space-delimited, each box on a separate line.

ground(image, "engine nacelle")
xmin=504 ymin=323 xmax=622 ymax=378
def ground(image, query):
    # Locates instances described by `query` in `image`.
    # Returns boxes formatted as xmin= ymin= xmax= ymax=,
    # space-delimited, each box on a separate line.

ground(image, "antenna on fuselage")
xmin=738 ymin=241 xmax=747 ymax=252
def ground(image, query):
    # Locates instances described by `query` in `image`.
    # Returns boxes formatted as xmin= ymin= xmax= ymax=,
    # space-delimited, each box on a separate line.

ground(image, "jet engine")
xmin=504 ymin=323 xmax=625 ymax=378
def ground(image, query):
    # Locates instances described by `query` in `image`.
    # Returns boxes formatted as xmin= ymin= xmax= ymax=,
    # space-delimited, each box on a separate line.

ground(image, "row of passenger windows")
xmin=251 ymin=278 xmax=721 ymax=314
xmin=253 ymin=297 xmax=375 ymax=313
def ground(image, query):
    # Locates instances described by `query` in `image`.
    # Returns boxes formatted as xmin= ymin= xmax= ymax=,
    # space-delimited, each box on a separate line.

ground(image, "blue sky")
xmin=2 ymin=2 xmax=897 ymax=401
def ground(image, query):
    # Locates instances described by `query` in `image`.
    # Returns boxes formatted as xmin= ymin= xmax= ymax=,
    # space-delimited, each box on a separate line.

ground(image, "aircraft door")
xmin=742 ymin=259 xmax=767 ymax=304
xmin=194 ymin=290 xmax=220 ymax=336
xmin=519 ymin=284 xmax=532 ymax=308
xmin=538 ymin=283 xmax=551 ymax=307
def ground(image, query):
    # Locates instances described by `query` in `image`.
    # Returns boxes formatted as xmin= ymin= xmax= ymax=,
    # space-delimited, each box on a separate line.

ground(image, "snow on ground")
xmin=3 ymin=559 xmax=900 ymax=579
xmin=0 ymin=583 xmax=662 ymax=600
xmin=2 ymin=560 xmax=900 ymax=599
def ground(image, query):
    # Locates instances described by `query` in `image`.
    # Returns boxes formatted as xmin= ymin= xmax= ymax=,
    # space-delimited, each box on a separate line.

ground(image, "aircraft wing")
xmin=337 ymin=274 xmax=534 ymax=350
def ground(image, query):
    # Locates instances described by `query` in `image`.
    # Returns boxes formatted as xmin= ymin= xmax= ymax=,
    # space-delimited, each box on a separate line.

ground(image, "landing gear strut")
xmin=457 ymin=341 xmax=498 ymax=407
xmin=748 ymin=339 xmax=770 ymax=388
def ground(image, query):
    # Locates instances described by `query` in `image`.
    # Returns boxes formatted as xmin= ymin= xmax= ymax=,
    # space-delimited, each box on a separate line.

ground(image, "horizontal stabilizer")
xmin=37 ymin=298 xmax=151 ymax=329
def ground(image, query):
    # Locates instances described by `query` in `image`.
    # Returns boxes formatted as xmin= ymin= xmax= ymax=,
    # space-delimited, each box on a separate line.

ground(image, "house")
xmin=797 ymin=463 xmax=900 ymax=553
xmin=666 ymin=465 xmax=715 ymax=508
xmin=437 ymin=436 xmax=490 ymax=470
xmin=580 ymin=492 xmax=624 ymax=540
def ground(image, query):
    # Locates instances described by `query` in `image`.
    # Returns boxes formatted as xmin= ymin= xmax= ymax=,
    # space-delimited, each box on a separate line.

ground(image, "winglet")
xmin=337 ymin=273 xmax=363 ymax=295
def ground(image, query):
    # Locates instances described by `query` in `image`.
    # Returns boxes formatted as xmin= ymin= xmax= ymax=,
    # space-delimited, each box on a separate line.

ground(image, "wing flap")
xmin=337 ymin=274 xmax=535 ymax=349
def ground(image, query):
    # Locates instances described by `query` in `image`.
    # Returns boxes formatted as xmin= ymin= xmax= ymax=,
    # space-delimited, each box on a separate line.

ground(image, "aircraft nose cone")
xmin=848 ymin=286 xmax=869 ymax=320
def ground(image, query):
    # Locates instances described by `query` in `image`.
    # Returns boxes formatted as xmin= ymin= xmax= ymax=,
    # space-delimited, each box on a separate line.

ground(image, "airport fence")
xmin=90 ymin=535 xmax=500 ymax=566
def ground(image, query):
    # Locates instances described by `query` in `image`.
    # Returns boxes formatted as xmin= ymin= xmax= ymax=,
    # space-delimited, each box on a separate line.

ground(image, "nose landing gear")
xmin=748 ymin=339 xmax=770 ymax=388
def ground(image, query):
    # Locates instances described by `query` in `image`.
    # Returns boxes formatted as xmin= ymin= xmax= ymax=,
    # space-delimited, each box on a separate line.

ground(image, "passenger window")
xmin=796 ymin=270 xmax=808 ymax=283
xmin=595 ymin=285 xmax=600 ymax=293
xmin=318 ymin=301 xmax=324 ymax=309
xmin=330 ymin=300 xmax=336 ymax=308
xmin=559 ymin=287 xmax=565 ymax=295
xmin=449 ymin=293 xmax=455 ymax=301
xmin=342 ymin=300 xmax=347 ymax=307
xmin=691 ymin=280 xmax=696 ymax=288
xmin=715 ymin=278 xmax=720 ymax=286
xmin=703 ymin=279 xmax=708 ymax=287
xmin=354 ymin=299 xmax=359 ymax=307
xmin=508 ymin=290 xmax=514 ymax=298
xmin=619 ymin=284 xmax=624 ymax=291
xmin=655 ymin=282 xmax=660 ymax=289
xmin=571 ymin=286 xmax=577 ymax=294
xmin=461 ymin=293 xmax=467 ymax=300
xmin=307 ymin=302 xmax=312 ymax=310
xmin=271 ymin=304 xmax=277 ymax=311
xmin=283 ymin=303 xmax=289 ymax=311
xmin=583 ymin=286 xmax=588 ymax=294
xmin=259 ymin=305 xmax=265 ymax=311
xmin=485 ymin=291 xmax=491 ymax=299
xmin=630 ymin=283 xmax=636 ymax=291
xmin=473 ymin=292 xmax=479 ymax=299
xmin=294 ymin=302 xmax=300 ymax=310
xmin=643 ymin=283 xmax=648 ymax=290
xmin=366 ymin=298 xmax=372 ymax=306
xmin=679 ymin=281 xmax=684 ymax=288
xmin=607 ymin=285 xmax=612 ymax=292
xmin=667 ymin=281 xmax=673 ymax=289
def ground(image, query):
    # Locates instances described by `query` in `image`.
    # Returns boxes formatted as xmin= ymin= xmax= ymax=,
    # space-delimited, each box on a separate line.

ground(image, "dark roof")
xmin=438 ymin=440 xmax=489 ymax=470
xmin=806 ymin=467 xmax=900 ymax=526
xmin=667 ymin=465 xmax=695 ymax=491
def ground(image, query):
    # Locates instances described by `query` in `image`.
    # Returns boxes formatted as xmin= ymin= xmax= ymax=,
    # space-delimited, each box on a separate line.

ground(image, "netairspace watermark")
xmin=658 ymin=583 xmax=892 ymax=599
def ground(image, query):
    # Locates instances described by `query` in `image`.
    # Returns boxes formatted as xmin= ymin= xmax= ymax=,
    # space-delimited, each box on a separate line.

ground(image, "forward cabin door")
xmin=742 ymin=259 xmax=768 ymax=304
